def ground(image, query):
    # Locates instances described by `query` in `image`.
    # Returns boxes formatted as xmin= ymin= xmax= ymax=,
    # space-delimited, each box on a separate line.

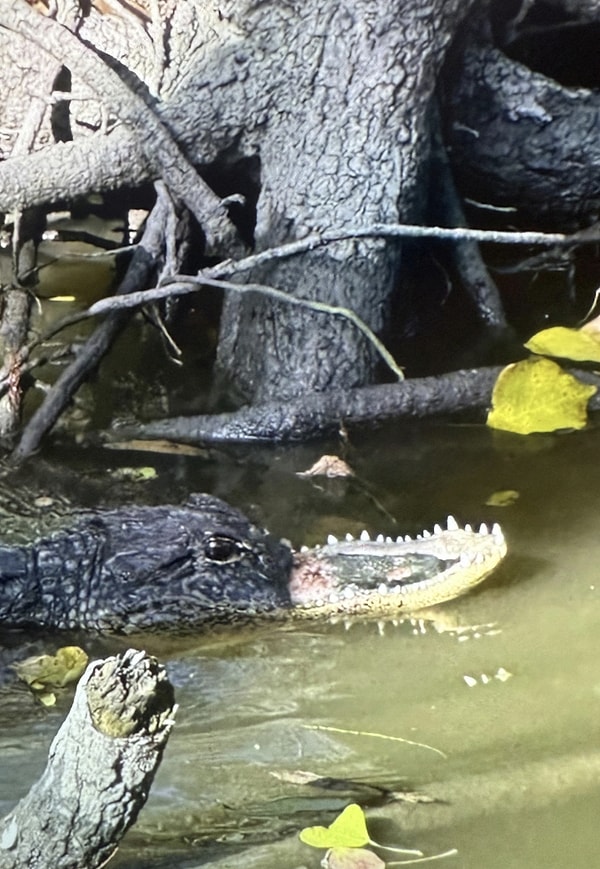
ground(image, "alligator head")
xmin=0 ymin=495 xmax=506 ymax=632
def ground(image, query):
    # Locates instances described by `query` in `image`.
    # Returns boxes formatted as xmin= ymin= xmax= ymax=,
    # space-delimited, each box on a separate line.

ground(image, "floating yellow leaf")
xmin=299 ymin=804 xmax=369 ymax=849
xmin=524 ymin=326 xmax=600 ymax=363
xmin=487 ymin=357 xmax=596 ymax=435
xmin=14 ymin=646 xmax=89 ymax=690
xmin=485 ymin=490 xmax=520 ymax=507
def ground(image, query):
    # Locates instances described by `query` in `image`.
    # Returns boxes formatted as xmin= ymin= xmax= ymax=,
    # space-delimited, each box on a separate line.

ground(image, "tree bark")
xmin=2 ymin=0 xmax=600 ymax=437
xmin=0 ymin=649 xmax=176 ymax=869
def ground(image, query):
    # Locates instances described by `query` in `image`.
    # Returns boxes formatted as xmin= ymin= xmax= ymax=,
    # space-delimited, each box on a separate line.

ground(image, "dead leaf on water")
xmin=485 ymin=490 xmax=520 ymax=507
xmin=105 ymin=439 xmax=208 ymax=456
xmin=110 ymin=465 xmax=158 ymax=482
xmin=297 ymin=455 xmax=355 ymax=478
xmin=14 ymin=646 xmax=89 ymax=692
xmin=322 ymin=847 xmax=385 ymax=869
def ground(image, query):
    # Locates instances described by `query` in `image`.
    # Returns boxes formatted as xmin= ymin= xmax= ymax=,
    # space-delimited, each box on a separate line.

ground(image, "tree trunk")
xmin=213 ymin=0 xmax=479 ymax=401
xmin=0 ymin=649 xmax=175 ymax=869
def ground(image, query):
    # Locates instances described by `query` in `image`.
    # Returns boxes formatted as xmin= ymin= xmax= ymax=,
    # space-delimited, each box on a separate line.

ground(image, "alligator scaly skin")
xmin=0 ymin=497 xmax=506 ymax=632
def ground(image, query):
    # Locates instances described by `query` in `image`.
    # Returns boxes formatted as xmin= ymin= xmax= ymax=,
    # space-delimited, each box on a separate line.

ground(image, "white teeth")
xmin=360 ymin=530 xmax=370 ymax=542
xmin=328 ymin=594 xmax=339 ymax=604
xmin=447 ymin=515 xmax=459 ymax=531
xmin=475 ymin=552 xmax=485 ymax=564
xmin=479 ymin=523 xmax=489 ymax=536
xmin=343 ymin=587 xmax=355 ymax=599
xmin=465 ymin=523 xmax=473 ymax=533
xmin=386 ymin=536 xmax=393 ymax=544
xmin=300 ymin=545 xmax=309 ymax=552
xmin=345 ymin=533 xmax=354 ymax=542
xmin=376 ymin=534 xmax=384 ymax=543
xmin=492 ymin=523 xmax=503 ymax=539
xmin=460 ymin=552 xmax=472 ymax=566
xmin=327 ymin=534 xmax=338 ymax=545
xmin=377 ymin=621 xmax=386 ymax=636
xmin=377 ymin=583 xmax=388 ymax=595
xmin=422 ymin=529 xmax=431 ymax=538
xmin=395 ymin=535 xmax=402 ymax=543
xmin=434 ymin=523 xmax=443 ymax=535
xmin=404 ymin=534 xmax=412 ymax=542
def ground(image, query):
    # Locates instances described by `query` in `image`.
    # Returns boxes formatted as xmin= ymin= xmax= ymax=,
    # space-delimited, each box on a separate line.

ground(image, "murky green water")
xmin=1 ymin=420 xmax=599 ymax=868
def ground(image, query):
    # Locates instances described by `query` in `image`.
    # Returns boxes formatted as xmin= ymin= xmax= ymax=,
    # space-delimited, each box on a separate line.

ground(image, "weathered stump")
xmin=0 ymin=648 xmax=176 ymax=869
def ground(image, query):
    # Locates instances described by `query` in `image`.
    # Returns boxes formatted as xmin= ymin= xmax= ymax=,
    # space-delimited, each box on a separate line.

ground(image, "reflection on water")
xmin=1 ymin=421 xmax=599 ymax=868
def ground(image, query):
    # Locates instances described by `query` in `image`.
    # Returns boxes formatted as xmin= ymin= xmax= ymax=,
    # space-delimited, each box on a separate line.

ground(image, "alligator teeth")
xmin=377 ymin=583 xmax=388 ymax=595
xmin=300 ymin=545 xmax=309 ymax=552
xmin=465 ymin=523 xmax=473 ymax=533
xmin=447 ymin=515 xmax=459 ymax=531
xmin=475 ymin=552 xmax=485 ymax=564
xmin=479 ymin=523 xmax=489 ymax=536
xmin=492 ymin=523 xmax=503 ymax=540
xmin=343 ymin=587 xmax=355 ymax=599
xmin=422 ymin=529 xmax=431 ymax=538
xmin=376 ymin=534 xmax=384 ymax=543
xmin=360 ymin=530 xmax=371 ymax=542
xmin=460 ymin=552 xmax=472 ymax=566
xmin=377 ymin=621 xmax=386 ymax=636
xmin=327 ymin=534 xmax=338 ymax=545
xmin=386 ymin=536 xmax=394 ymax=544
xmin=345 ymin=533 xmax=354 ymax=542
xmin=404 ymin=534 xmax=412 ymax=542
xmin=434 ymin=523 xmax=443 ymax=535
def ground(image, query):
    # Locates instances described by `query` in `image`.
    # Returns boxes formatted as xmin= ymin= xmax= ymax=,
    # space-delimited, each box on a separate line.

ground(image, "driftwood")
xmin=0 ymin=649 xmax=176 ymax=869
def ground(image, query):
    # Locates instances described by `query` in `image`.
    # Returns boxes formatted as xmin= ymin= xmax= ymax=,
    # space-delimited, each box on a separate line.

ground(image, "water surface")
xmin=1 ymin=420 xmax=598 ymax=868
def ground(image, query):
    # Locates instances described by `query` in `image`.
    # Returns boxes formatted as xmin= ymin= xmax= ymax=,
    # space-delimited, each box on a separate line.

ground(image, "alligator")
xmin=0 ymin=494 xmax=507 ymax=632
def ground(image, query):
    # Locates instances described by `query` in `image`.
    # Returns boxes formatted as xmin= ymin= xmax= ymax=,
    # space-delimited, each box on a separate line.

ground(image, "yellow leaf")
xmin=299 ymin=804 xmax=370 ymax=849
xmin=485 ymin=490 xmax=520 ymax=507
xmin=487 ymin=357 xmax=596 ymax=435
xmin=524 ymin=326 xmax=600 ymax=363
xmin=14 ymin=646 xmax=89 ymax=690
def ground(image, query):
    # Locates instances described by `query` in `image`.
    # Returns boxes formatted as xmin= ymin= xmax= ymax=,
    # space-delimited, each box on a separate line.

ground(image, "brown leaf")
xmin=297 ymin=455 xmax=354 ymax=478
xmin=321 ymin=847 xmax=385 ymax=869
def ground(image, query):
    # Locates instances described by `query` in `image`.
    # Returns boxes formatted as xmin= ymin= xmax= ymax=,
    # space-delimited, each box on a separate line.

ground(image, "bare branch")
xmin=2 ymin=0 xmax=242 ymax=256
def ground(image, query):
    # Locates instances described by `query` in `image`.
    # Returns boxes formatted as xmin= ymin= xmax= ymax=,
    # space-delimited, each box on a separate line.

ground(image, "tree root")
xmin=107 ymin=366 xmax=600 ymax=444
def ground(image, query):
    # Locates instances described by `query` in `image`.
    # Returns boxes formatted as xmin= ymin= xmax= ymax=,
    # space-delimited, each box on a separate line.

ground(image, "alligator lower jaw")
xmin=287 ymin=517 xmax=507 ymax=617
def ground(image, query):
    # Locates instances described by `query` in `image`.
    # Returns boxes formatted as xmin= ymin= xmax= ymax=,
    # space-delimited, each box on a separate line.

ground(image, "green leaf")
xmin=487 ymin=357 xmax=596 ymax=435
xmin=525 ymin=326 xmax=600 ymax=363
xmin=299 ymin=804 xmax=370 ymax=849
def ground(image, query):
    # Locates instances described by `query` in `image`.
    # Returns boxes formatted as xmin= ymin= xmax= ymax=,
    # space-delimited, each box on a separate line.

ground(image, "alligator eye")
xmin=204 ymin=535 xmax=243 ymax=563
